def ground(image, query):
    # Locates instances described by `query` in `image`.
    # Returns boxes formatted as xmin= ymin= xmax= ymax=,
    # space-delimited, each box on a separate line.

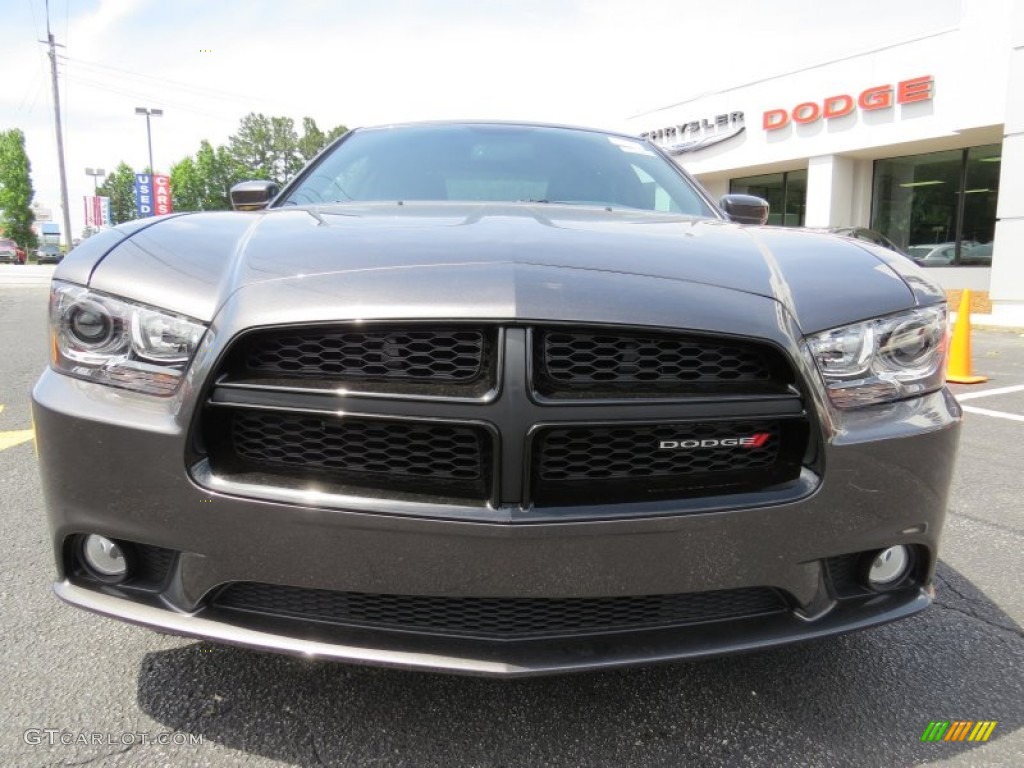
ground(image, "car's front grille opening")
xmin=530 ymin=419 xmax=808 ymax=506
xmin=219 ymin=325 xmax=498 ymax=397
xmin=211 ymin=582 xmax=789 ymax=640
xmin=204 ymin=409 xmax=494 ymax=503
xmin=534 ymin=327 xmax=794 ymax=399
xmin=824 ymin=553 xmax=872 ymax=598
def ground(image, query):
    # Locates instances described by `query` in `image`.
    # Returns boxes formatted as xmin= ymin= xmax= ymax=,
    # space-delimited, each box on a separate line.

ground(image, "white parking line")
xmin=956 ymin=384 xmax=1024 ymax=402
xmin=962 ymin=405 xmax=1024 ymax=423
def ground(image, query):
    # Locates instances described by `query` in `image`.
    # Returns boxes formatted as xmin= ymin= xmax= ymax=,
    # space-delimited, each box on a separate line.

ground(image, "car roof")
xmin=351 ymin=120 xmax=647 ymax=142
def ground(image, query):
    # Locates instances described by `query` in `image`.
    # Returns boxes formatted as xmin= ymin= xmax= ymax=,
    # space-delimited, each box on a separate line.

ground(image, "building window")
xmin=871 ymin=144 xmax=1000 ymax=266
xmin=729 ymin=169 xmax=806 ymax=227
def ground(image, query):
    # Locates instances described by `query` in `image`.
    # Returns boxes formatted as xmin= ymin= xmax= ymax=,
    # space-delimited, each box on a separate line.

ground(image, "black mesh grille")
xmin=131 ymin=544 xmax=177 ymax=587
xmin=223 ymin=326 xmax=495 ymax=396
xmin=212 ymin=582 xmax=787 ymax=639
xmin=207 ymin=410 xmax=492 ymax=501
xmin=535 ymin=328 xmax=791 ymax=398
xmin=531 ymin=420 xmax=807 ymax=506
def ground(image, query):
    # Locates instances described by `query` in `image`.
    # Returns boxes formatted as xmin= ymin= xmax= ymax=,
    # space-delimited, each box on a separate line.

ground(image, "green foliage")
xmin=170 ymin=140 xmax=238 ymax=211
xmin=325 ymin=123 xmax=349 ymax=144
xmin=96 ymin=162 xmax=138 ymax=225
xmin=0 ymin=128 xmax=38 ymax=249
xmin=103 ymin=113 xmax=351 ymax=218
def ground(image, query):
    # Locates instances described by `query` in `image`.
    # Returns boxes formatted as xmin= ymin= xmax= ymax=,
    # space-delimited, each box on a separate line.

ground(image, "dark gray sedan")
xmin=33 ymin=122 xmax=959 ymax=676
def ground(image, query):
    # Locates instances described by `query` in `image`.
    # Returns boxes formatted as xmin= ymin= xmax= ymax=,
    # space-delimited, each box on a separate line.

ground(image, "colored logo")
xmin=658 ymin=432 xmax=771 ymax=450
xmin=921 ymin=721 xmax=997 ymax=742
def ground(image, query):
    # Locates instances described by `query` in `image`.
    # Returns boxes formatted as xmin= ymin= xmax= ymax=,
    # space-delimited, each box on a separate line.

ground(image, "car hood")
xmin=80 ymin=203 xmax=931 ymax=334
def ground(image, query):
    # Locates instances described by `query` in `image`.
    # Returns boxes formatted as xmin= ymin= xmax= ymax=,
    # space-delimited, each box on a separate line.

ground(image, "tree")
xmin=227 ymin=112 xmax=274 ymax=182
xmin=227 ymin=112 xmax=307 ymax=185
xmin=298 ymin=118 xmax=349 ymax=163
xmin=325 ymin=123 xmax=349 ymax=144
xmin=0 ymin=128 xmax=38 ymax=250
xmin=165 ymin=113 xmax=353 ymax=213
xmin=297 ymin=117 xmax=326 ymax=163
xmin=96 ymin=162 xmax=138 ymax=225
xmin=170 ymin=140 xmax=236 ymax=211
xmin=169 ymin=156 xmax=202 ymax=212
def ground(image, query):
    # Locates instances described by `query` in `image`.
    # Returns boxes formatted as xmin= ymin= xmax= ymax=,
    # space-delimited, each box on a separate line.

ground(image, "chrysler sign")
xmin=641 ymin=111 xmax=746 ymax=155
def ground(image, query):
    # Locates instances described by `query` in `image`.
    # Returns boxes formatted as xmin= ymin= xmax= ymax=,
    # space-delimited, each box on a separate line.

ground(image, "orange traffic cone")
xmin=946 ymin=289 xmax=987 ymax=384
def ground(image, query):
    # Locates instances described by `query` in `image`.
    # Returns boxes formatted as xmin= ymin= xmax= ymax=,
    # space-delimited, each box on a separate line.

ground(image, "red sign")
xmin=152 ymin=174 xmax=173 ymax=215
xmin=83 ymin=196 xmax=111 ymax=228
xmin=763 ymin=75 xmax=934 ymax=131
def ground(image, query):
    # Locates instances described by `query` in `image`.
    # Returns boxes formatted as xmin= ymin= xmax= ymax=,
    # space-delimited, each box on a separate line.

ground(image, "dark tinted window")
xmin=871 ymin=144 xmax=999 ymax=266
xmin=730 ymin=169 xmax=806 ymax=226
xmin=282 ymin=124 xmax=714 ymax=216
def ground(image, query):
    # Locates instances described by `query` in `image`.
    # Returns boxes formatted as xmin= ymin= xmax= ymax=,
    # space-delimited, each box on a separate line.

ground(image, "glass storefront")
xmin=729 ymin=169 xmax=806 ymax=227
xmin=871 ymin=144 xmax=1001 ymax=266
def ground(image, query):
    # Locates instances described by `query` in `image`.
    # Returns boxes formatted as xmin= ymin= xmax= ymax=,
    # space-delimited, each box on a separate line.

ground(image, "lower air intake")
xmin=212 ymin=582 xmax=788 ymax=639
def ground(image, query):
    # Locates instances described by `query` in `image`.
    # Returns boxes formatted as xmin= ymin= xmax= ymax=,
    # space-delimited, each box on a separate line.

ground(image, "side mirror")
xmin=719 ymin=194 xmax=769 ymax=225
xmin=230 ymin=180 xmax=280 ymax=211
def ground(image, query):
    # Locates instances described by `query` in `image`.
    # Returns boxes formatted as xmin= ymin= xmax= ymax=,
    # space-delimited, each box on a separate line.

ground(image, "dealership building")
xmin=625 ymin=0 xmax=1023 ymax=326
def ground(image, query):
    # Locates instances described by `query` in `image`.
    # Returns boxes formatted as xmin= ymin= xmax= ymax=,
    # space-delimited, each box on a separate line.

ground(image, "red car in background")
xmin=0 ymin=238 xmax=27 ymax=264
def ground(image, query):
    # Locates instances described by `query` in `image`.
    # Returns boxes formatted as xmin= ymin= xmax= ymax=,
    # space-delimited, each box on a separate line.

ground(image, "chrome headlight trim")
xmin=49 ymin=281 xmax=207 ymax=396
xmin=806 ymin=306 xmax=947 ymax=409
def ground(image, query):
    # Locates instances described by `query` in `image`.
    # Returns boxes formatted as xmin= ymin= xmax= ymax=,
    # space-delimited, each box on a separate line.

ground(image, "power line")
xmin=63 ymin=74 xmax=242 ymax=121
xmin=26 ymin=0 xmax=40 ymax=39
xmin=57 ymin=54 xmax=272 ymax=105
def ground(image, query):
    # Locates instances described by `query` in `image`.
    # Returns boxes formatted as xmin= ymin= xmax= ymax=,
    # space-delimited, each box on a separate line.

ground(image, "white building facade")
xmin=624 ymin=0 xmax=1024 ymax=325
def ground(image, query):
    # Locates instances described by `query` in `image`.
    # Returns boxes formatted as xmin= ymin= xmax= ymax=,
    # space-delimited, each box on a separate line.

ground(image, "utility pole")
xmin=43 ymin=0 xmax=72 ymax=251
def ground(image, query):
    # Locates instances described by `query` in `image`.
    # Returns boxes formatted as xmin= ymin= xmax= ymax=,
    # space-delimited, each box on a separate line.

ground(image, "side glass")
xmin=961 ymin=145 xmax=1000 ymax=266
xmin=730 ymin=171 xmax=805 ymax=227
xmin=783 ymin=169 xmax=807 ymax=227
xmin=872 ymin=145 xmax=999 ymax=267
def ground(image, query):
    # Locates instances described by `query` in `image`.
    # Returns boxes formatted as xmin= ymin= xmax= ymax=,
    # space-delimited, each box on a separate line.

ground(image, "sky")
xmin=0 ymin=0 xmax=962 ymax=241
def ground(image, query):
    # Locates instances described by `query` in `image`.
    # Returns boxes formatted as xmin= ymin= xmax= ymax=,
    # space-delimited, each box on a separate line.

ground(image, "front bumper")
xmin=54 ymin=580 xmax=931 ymax=677
xmin=33 ymin=367 xmax=961 ymax=676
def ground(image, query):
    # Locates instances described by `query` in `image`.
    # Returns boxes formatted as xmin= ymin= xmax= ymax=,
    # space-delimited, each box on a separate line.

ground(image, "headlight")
xmin=807 ymin=306 xmax=947 ymax=408
xmin=50 ymin=282 xmax=206 ymax=396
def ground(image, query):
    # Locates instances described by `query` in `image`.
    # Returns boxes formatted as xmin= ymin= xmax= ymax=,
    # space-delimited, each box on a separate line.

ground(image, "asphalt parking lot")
xmin=1 ymin=284 xmax=1022 ymax=768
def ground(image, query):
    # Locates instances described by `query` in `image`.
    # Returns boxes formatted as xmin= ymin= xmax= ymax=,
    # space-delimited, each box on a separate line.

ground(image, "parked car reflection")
xmin=906 ymin=242 xmax=992 ymax=266
xmin=907 ymin=243 xmax=956 ymax=266
xmin=807 ymin=227 xmax=915 ymax=261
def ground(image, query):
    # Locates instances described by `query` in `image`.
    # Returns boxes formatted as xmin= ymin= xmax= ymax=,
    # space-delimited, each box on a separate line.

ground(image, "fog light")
xmin=866 ymin=545 xmax=910 ymax=588
xmin=80 ymin=535 xmax=129 ymax=582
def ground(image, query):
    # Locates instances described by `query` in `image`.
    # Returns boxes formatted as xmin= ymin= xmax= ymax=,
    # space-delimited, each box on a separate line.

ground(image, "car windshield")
xmin=281 ymin=123 xmax=714 ymax=216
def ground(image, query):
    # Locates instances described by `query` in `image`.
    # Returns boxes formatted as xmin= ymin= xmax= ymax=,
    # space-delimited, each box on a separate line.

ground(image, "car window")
xmin=283 ymin=124 xmax=713 ymax=216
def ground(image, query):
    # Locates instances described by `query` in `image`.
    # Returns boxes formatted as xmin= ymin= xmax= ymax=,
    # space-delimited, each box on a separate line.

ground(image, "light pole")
xmin=134 ymin=107 xmax=163 ymax=173
xmin=85 ymin=167 xmax=105 ymax=192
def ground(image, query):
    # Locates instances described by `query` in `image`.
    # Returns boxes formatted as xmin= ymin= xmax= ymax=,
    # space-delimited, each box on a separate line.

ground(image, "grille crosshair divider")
xmin=199 ymin=325 xmax=810 ymax=516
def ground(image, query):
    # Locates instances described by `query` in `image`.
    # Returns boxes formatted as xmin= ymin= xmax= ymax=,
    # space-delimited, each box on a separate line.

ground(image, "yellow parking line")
xmin=0 ymin=429 xmax=34 ymax=452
